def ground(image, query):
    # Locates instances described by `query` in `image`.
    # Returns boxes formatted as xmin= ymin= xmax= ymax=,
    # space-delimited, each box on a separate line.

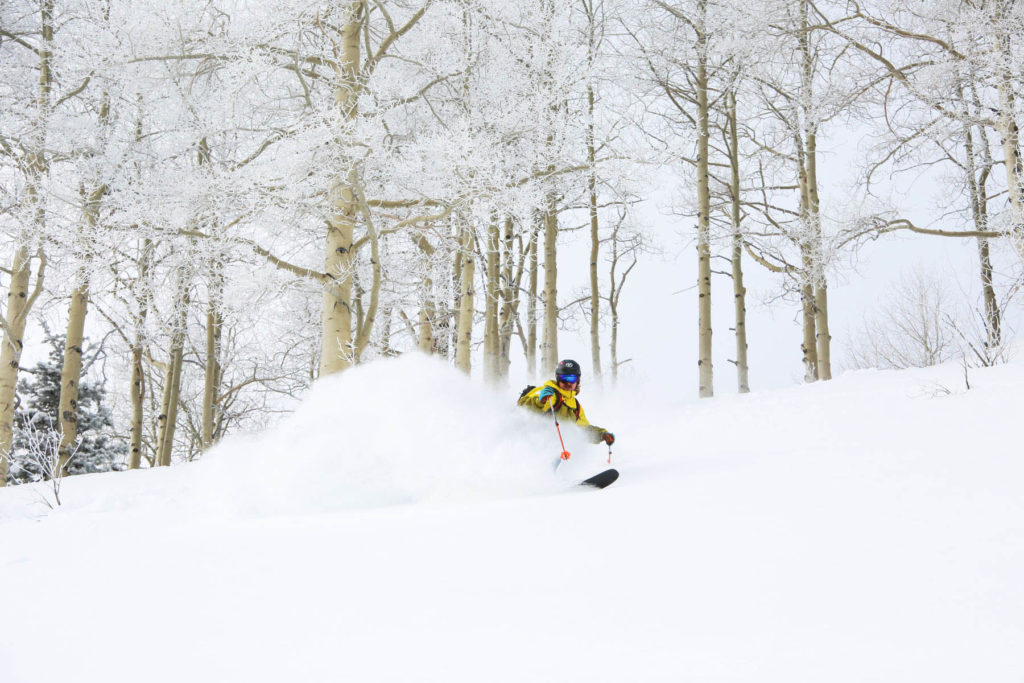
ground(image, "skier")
xmin=517 ymin=359 xmax=615 ymax=448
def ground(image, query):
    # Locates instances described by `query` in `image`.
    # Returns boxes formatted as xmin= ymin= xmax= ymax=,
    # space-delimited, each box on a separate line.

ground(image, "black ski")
xmin=580 ymin=468 xmax=619 ymax=489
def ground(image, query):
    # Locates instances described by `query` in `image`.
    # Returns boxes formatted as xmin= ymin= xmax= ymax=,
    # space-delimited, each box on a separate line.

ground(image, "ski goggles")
xmin=557 ymin=374 xmax=579 ymax=384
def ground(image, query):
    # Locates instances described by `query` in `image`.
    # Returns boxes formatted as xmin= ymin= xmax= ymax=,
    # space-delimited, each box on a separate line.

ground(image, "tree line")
xmin=2 ymin=0 xmax=1021 ymax=484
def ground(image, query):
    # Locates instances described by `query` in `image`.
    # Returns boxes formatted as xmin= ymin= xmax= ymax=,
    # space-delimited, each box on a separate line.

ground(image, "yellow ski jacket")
xmin=517 ymin=380 xmax=608 ymax=444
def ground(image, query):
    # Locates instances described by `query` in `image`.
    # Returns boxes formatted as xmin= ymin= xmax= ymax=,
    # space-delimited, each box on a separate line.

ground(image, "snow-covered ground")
xmin=2 ymin=354 xmax=1022 ymax=682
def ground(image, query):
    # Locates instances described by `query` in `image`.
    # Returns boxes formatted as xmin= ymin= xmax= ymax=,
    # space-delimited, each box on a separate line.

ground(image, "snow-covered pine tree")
xmin=6 ymin=332 xmax=126 ymax=485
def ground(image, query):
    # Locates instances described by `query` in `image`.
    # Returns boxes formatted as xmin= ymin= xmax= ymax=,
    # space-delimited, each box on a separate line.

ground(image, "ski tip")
xmin=580 ymin=468 xmax=619 ymax=489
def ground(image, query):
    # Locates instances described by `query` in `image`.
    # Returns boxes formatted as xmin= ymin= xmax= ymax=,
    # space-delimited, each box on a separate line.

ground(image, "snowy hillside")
xmin=2 ymin=354 xmax=1023 ymax=683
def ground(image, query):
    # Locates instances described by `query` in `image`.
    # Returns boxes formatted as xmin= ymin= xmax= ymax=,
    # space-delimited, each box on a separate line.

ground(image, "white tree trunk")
xmin=587 ymin=90 xmax=603 ymax=387
xmin=800 ymin=0 xmax=829 ymax=381
xmin=202 ymin=261 xmax=223 ymax=451
xmin=156 ymin=272 xmax=188 ymax=467
xmin=454 ymin=220 xmax=475 ymax=374
xmin=995 ymin=36 xmax=1024 ymax=263
xmin=483 ymin=218 xmax=500 ymax=383
xmin=128 ymin=239 xmax=152 ymax=470
xmin=695 ymin=0 xmax=713 ymax=398
xmin=1 ymin=0 xmax=52 ymax=484
xmin=320 ymin=2 xmax=363 ymax=376
xmin=352 ymin=186 xmax=382 ymax=363
xmin=0 ymin=247 xmax=43 ymax=485
xmin=526 ymin=221 xmax=539 ymax=376
xmin=413 ymin=234 xmax=436 ymax=354
xmin=497 ymin=217 xmax=517 ymax=380
xmin=806 ymin=132 xmax=831 ymax=380
xmin=799 ymin=251 xmax=819 ymax=382
xmin=57 ymin=268 xmax=89 ymax=473
xmin=726 ymin=92 xmax=750 ymax=393
xmin=798 ymin=147 xmax=818 ymax=381
xmin=59 ymin=92 xmax=110 ymax=470
xmin=449 ymin=244 xmax=462 ymax=360
xmin=540 ymin=195 xmax=559 ymax=373
xmin=961 ymin=84 xmax=1002 ymax=348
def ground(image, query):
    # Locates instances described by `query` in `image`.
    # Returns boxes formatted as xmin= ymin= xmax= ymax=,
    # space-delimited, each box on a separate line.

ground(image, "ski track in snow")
xmin=1 ymin=353 xmax=1023 ymax=682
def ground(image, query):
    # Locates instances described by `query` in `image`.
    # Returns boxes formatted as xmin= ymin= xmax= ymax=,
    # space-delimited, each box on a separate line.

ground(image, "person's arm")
xmin=584 ymin=425 xmax=609 ymax=444
xmin=575 ymin=404 xmax=612 ymax=444
xmin=575 ymin=408 xmax=612 ymax=444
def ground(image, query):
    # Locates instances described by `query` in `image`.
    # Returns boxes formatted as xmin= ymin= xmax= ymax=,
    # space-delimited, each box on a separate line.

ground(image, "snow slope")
xmin=1 ymin=353 xmax=1022 ymax=682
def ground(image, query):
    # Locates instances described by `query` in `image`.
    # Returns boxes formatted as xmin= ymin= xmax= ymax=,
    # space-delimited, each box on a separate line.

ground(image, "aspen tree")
xmin=201 ymin=260 xmax=224 ymax=451
xmin=156 ymin=269 xmax=189 ymax=467
xmin=963 ymin=94 xmax=1001 ymax=347
xmin=526 ymin=219 xmax=539 ymax=376
xmin=351 ymin=180 xmax=383 ymax=364
xmin=0 ymin=0 xmax=53 ymax=485
xmin=57 ymin=184 xmax=107 ymax=473
xmin=0 ymin=247 xmax=46 ymax=485
xmin=449 ymin=239 xmax=463 ymax=360
xmin=735 ymin=0 xmax=849 ymax=383
xmin=483 ymin=217 xmax=501 ymax=382
xmin=501 ymin=216 xmax=532 ymax=381
xmin=958 ymin=76 xmax=999 ymax=348
xmin=454 ymin=219 xmax=475 ymax=373
xmin=378 ymin=306 xmax=395 ymax=357
xmin=537 ymin=0 xmax=562 ymax=375
xmin=725 ymin=90 xmax=750 ymax=393
xmin=643 ymin=0 xmax=717 ymax=397
xmin=798 ymin=257 xmax=819 ymax=381
xmin=606 ymin=213 xmax=640 ymax=387
xmin=128 ymin=239 xmax=153 ymax=470
xmin=797 ymin=134 xmax=818 ymax=381
xmin=320 ymin=1 xmax=364 ymax=376
xmin=695 ymin=0 xmax=714 ymax=398
xmin=192 ymin=136 xmax=225 ymax=451
xmin=313 ymin=1 xmax=435 ymax=374
xmin=990 ymin=0 xmax=1024 ymax=264
xmin=583 ymin=0 xmax=604 ymax=386
xmin=56 ymin=9 xmax=116 ymax=470
xmin=497 ymin=217 xmax=519 ymax=380
xmin=799 ymin=0 xmax=830 ymax=380
xmin=126 ymin=98 xmax=151 ymax=470
xmin=541 ymin=193 xmax=560 ymax=372
xmin=412 ymin=234 xmax=437 ymax=354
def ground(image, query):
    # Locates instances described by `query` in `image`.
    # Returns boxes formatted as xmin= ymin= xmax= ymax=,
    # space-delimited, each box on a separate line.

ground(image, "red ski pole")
xmin=549 ymin=398 xmax=571 ymax=461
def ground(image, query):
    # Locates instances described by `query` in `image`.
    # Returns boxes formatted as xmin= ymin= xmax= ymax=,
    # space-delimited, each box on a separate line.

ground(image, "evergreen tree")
xmin=5 ymin=332 xmax=126 ymax=485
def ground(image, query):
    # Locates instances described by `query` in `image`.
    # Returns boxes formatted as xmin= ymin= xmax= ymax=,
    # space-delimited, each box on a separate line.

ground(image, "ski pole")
xmin=548 ymin=397 xmax=571 ymax=462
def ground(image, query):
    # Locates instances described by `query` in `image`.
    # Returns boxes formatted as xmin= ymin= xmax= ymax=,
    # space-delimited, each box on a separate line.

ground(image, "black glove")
xmin=602 ymin=432 xmax=615 ymax=445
